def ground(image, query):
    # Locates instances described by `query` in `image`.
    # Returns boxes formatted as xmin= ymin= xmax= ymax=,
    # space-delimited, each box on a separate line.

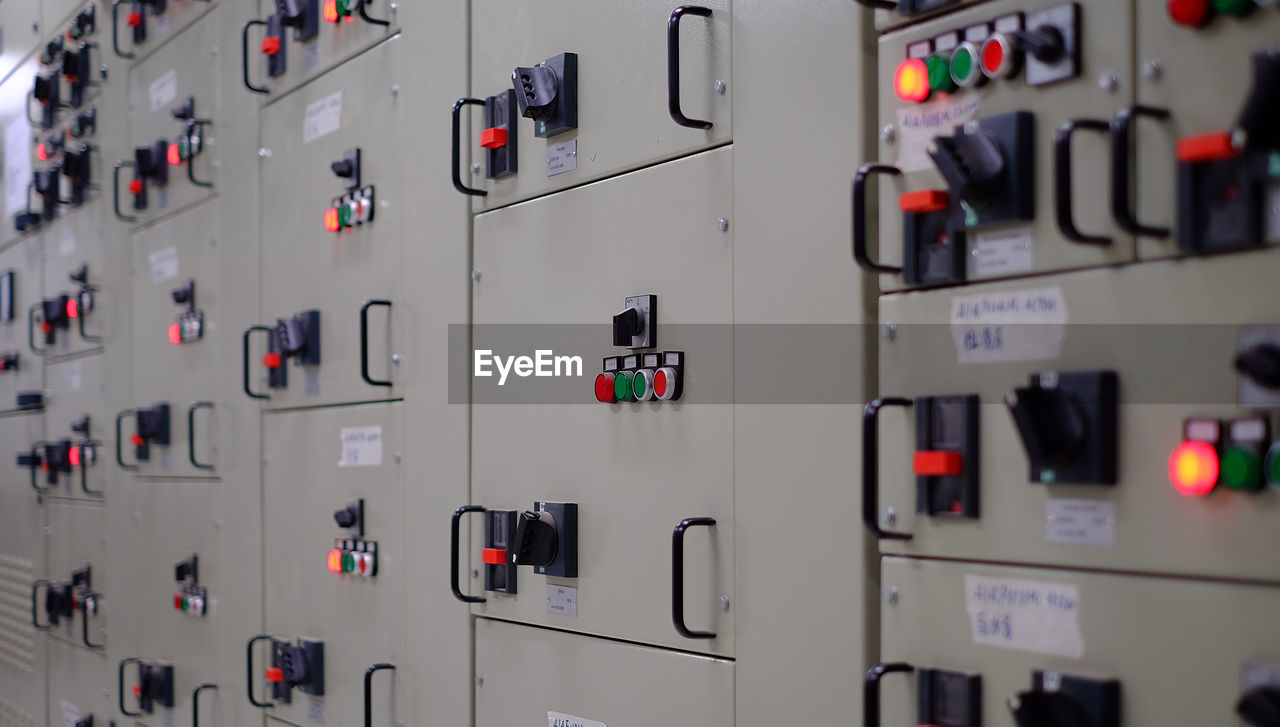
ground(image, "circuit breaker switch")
xmin=613 ymin=308 xmax=643 ymax=346
xmin=479 ymin=128 xmax=508 ymax=149
xmin=265 ymin=668 xmax=284 ymax=683
xmin=1176 ymin=132 xmax=1240 ymax=163
xmin=512 ymin=64 xmax=560 ymax=122
xmin=513 ymin=510 xmax=558 ymax=568
xmin=913 ymin=451 xmax=964 ymax=477
xmin=899 ymin=189 xmax=949 ymax=213
xmin=482 ymin=548 xmax=507 ymax=565
xmin=261 ymin=37 xmax=281 ymax=55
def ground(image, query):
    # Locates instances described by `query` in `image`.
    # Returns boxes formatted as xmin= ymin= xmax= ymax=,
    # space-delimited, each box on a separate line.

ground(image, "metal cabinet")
xmin=0 ymin=0 xmax=41 ymax=84
xmin=463 ymin=0 xmax=731 ymax=208
xmin=106 ymin=0 xmax=217 ymax=64
xmin=259 ymin=402 xmax=405 ymax=726
xmin=254 ymin=37 xmax=403 ymax=410
xmin=878 ymin=556 xmax=1280 ymax=726
xmin=468 ymin=148 xmax=734 ymax=656
xmin=47 ymin=637 xmax=110 ymax=727
xmin=39 ymin=219 xmax=112 ymax=358
xmin=1134 ymin=4 xmax=1280 ymax=260
xmin=0 ymin=238 xmax=44 ymax=409
xmin=129 ymin=199 xmax=223 ymax=479
xmin=872 ymin=0 xmax=1134 ymax=292
xmin=122 ymin=9 xmax=220 ymax=225
xmin=45 ymin=355 xmax=112 ymax=500
xmin=0 ymin=413 xmax=47 ymax=727
xmin=45 ymin=500 xmax=107 ymax=651
xmin=874 ymin=245 xmax=1280 ymax=582
xmin=475 ymin=618 xmax=734 ymax=727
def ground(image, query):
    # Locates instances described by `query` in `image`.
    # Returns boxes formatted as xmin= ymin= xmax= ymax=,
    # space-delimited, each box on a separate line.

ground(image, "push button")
xmin=479 ymin=128 xmax=508 ymax=149
xmin=1168 ymin=0 xmax=1212 ymax=27
xmin=481 ymin=548 xmax=507 ymax=565
xmin=594 ymin=372 xmax=616 ymax=403
xmin=912 ymin=450 xmax=964 ymax=477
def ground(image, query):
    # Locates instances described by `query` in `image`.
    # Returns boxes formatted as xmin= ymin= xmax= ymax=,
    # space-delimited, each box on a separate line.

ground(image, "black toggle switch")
xmin=613 ymin=308 xmax=642 ymax=347
xmin=1234 ymin=48 xmax=1280 ymax=151
xmin=330 ymin=149 xmax=360 ymax=190
xmin=927 ymin=111 xmax=1035 ymax=227
xmin=1237 ymin=686 xmax=1280 ymax=727
xmin=174 ymin=554 xmax=198 ymax=583
xmin=1237 ymin=343 xmax=1280 ymax=391
xmin=333 ymin=499 xmax=363 ymax=534
xmin=513 ymin=510 xmax=558 ymax=568
xmin=1006 ymin=370 xmax=1118 ymax=485
xmin=512 ymin=502 xmax=577 ymax=577
xmin=930 ymin=129 xmax=1007 ymax=211
xmin=1015 ymin=25 xmax=1065 ymax=64
xmin=513 ymin=65 xmax=560 ymax=122
xmin=275 ymin=0 xmax=319 ymax=41
xmin=171 ymin=280 xmax=194 ymax=306
xmin=1010 ymin=671 xmax=1120 ymax=727
xmin=511 ymin=53 xmax=578 ymax=138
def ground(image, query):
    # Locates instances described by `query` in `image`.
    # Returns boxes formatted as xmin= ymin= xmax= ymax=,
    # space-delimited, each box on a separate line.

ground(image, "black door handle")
xmin=78 ymin=440 xmax=103 ymax=495
xmin=185 ymin=120 xmax=215 ymax=188
xmin=119 ymin=657 xmax=143 ymax=717
xmin=243 ymin=326 xmax=272 ymax=400
xmin=667 ymin=6 xmax=714 ymax=130
xmin=246 ymin=634 xmax=275 ymax=708
xmin=360 ymin=299 xmax=393 ymax=388
xmin=1110 ymin=105 xmax=1171 ymax=238
xmin=188 ymin=402 xmax=214 ymax=470
xmin=863 ymin=397 xmax=914 ymax=540
xmin=865 ymin=662 xmax=914 ymax=727
xmin=110 ymin=0 xmax=136 ymax=59
xmin=113 ymin=160 xmax=137 ymax=222
xmin=451 ymin=506 xmax=486 ymax=603
xmin=80 ymin=593 xmax=104 ymax=649
xmin=355 ymin=0 xmax=390 ymax=26
xmin=242 ymin=19 xmax=270 ymax=94
xmin=76 ymin=290 xmax=102 ymax=343
xmin=115 ymin=410 xmax=138 ymax=471
xmin=22 ymin=442 xmax=49 ymax=492
xmin=31 ymin=580 xmax=52 ymax=631
xmin=364 ymin=663 xmax=395 ymax=727
xmin=193 ymin=683 xmax=217 ymax=727
xmin=853 ymin=0 xmax=898 ymax=8
xmin=27 ymin=303 xmax=46 ymax=355
xmin=452 ymin=98 xmax=487 ymax=197
xmin=1054 ymin=119 xmax=1112 ymax=246
xmin=672 ymin=516 xmax=717 ymax=639
xmin=853 ymin=164 xmax=904 ymax=274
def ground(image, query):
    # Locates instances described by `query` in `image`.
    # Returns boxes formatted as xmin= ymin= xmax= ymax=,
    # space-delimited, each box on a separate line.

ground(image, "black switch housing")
xmin=270 ymin=638 xmax=324 ymax=702
xmin=483 ymin=509 xmax=518 ymax=594
xmin=137 ymin=663 xmax=175 ymax=713
xmin=916 ymin=395 xmax=980 ymax=519
xmin=63 ymin=145 xmax=92 ymax=206
xmin=918 ymin=668 xmax=982 ymax=727
xmin=62 ymin=43 xmax=93 ymax=108
xmin=333 ymin=498 xmax=363 ymax=535
xmin=512 ymin=52 xmax=578 ymax=138
xmin=513 ymin=502 xmax=577 ymax=578
xmin=276 ymin=309 xmax=321 ymax=366
xmin=276 ymin=0 xmax=319 ymax=41
xmin=330 ymin=148 xmax=360 ymax=190
xmin=903 ymin=210 xmax=966 ymax=287
xmin=1007 ymin=370 xmax=1118 ymax=485
xmin=483 ymin=90 xmax=518 ymax=179
xmin=928 ymin=111 xmax=1035 ymax=228
xmin=33 ymin=75 xmax=60 ymax=129
xmin=1010 ymin=671 xmax=1120 ymax=727
xmin=1237 ymin=686 xmax=1280 ymax=727
xmin=134 ymin=403 xmax=172 ymax=461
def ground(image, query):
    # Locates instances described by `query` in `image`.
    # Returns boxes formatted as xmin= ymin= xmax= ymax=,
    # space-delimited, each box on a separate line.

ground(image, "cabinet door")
xmin=46 ymin=500 xmax=106 ymax=650
xmin=45 ymin=355 xmax=112 ymax=500
xmin=0 ymin=414 xmax=47 ymax=727
xmin=0 ymin=238 xmax=43 ymax=409
xmin=47 ymin=637 xmax=110 ymax=727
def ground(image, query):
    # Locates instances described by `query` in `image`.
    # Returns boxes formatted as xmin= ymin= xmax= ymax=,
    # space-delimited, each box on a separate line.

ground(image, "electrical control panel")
xmin=0 ymin=241 xmax=44 ymax=406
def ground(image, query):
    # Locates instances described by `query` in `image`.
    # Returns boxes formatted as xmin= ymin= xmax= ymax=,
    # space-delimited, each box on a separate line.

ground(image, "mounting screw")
xmin=1097 ymin=71 xmax=1120 ymax=93
xmin=884 ymin=586 xmax=899 ymax=605
xmin=389 ymin=2 xmax=398 ymax=10
xmin=471 ymin=569 xmax=479 ymax=579
xmin=471 ymin=268 xmax=482 ymax=282
xmin=880 ymin=125 xmax=897 ymax=144
xmin=475 ymin=676 xmax=483 ymax=687
xmin=1140 ymin=58 xmax=1162 ymax=81
xmin=882 ymin=507 xmax=896 ymax=526
xmin=391 ymin=354 xmax=401 ymax=365
xmin=471 ymin=162 xmax=481 ymax=174
xmin=99 ymin=64 xmax=109 ymax=80
xmin=719 ymin=596 xmax=730 ymax=611
xmin=880 ymin=322 xmax=896 ymax=341
xmin=714 ymin=80 xmax=727 ymax=95
xmin=717 ymin=218 xmax=729 ymax=232
xmin=257 ymin=148 xmax=271 ymax=158
xmin=393 ymin=452 xmax=402 ymax=464
xmin=390 ymin=85 xmax=399 ymax=97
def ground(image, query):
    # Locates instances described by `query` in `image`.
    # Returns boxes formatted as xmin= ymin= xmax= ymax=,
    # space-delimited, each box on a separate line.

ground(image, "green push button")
xmin=1266 ymin=444 xmax=1280 ymax=488
xmin=927 ymin=54 xmax=955 ymax=94
xmin=1212 ymin=0 xmax=1254 ymax=15
xmin=180 ymin=596 xmax=190 ymax=612
xmin=1222 ymin=447 xmax=1263 ymax=491
xmin=337 ymin=204 xmax=353 ymax=228
xmin=950 ymin=44 xmax=979 ymax=87
xmin=614 ymin=371 xmax=634 ymax=402
xmin=341 ymin=552 xmax=355 ymax=573
xmin=632 ymin=371 xmax=648 ymax=399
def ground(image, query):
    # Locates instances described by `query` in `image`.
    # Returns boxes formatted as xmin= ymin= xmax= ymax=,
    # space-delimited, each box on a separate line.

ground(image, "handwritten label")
xmin=149 ymin=246 xmax=179 ymax=283
xmin=150 ymin=69 xmax=177 ymax=112
xmin=4 ymin=116 xmax=33 ymax=215
xmin=338 ymin=426 xmax=382 ymax=467
xmin=894 ymin=95 xmax=981 ymax=173
xmin=548 ymin=712 xmax=606 ymax=727
xmin=304 ymin=91 xmax=342 ymax=143
xmin=547 ymin=139 xmax=577 ymax=176
xmin=1046 ymin=499 xmax=1115 ymax=546
xmin=950 ymin=286 xmax=1067 ymax=364
xmin=971 ymin=225 xmax=1033 ymax=278
xmin=964 ymin=574 xmax=1084 ymax=658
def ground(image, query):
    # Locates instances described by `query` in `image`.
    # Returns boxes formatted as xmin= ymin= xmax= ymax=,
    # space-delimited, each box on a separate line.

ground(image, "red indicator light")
xmin=173 ymin=594 xmax=183 ymax=610
xmin=260 ymin=37 xmax=281 ymax=56
xmin=654 ymin=369 xmax=670 ymax=399
xmin=126 ymin=11 xmax=142 ymax=26
xmin=37 ymin=143 xmax=47 ymax=161
xmin=167 ymin=143 xmax=182 ymax=166
xmin=894 ymin=58 xmax=930 ymax=103
xmin=479 ymin=127 xmax=508 ymax=149
xmin=327 ymin=548 xmax=344 ymax=573
xmin=131 ymin=434 xmax=145 ymax=446
xmin=323 ymin=207 xmax=341 ymax=232
xmin=981 ymin=37 xmax=1006 ymax=76
xmin=66 ymin=298 xmax=79 ymax=319
xmin=263 ymin=352 xmax=282 ymax=369
xmin=168 ymin=322 xmax=182 ymax=345
xmin=40 ymin=321 xmax=52 ymax=334
xmin=1168 ymin=0 xmax=1212 ymax=27
xmin=594 ymin=373 xmax=616 ymax=403
xmin=913 ymin=450 xmax=964 ymax=477
xmin=69 ymin=447 xmax=81 ymax=467
xmin=133 ymin=685 xmax=142 ymax=697
xmin=1177 ymin=132 xmax=1240 ymax=163
xmin=265 ymin=667 xmax=284 ymax=683
xmin=482 ymin=548 xmax=507 ymax=565
xmin=323 ymin=0 xmax=339 ymax=22
xmin=1169 ymin=440 xmax=1219 ymax=496
xmin=128 ymin=179 xmax=143 ymax=195
xmin=357 ymin=555 xmax=369 ymax=574
xmin=899 ymin=189 xmax=950 ymax=213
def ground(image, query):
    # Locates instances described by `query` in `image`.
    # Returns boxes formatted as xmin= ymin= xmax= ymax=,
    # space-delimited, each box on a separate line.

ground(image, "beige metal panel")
xmin=877 ymin=247 xmax=1280 ymax=581
xmin=42 ymin=0 xmax=97 ymax=46
xmin=39 ymin=211 xmax=115 ymax=359
xmin=257 ymin=37 xmax=404 ymax=410
xmin=466 ymin=0 xmax=731 ymax=209
xmin=45 ymin=499 xmax=106 ymax=650
xmin=261 ymin=403 xmax=406 ymax=727
xmin=0 ymin=237 xmax=44 ymax=409
xmin=880 ymin=557 xmax=1280 ymax=726
xmin=128 ymin=199 xmax=223 ymax=479
xmin=105 ymin=0 xmax=217 ymax=64
xmin=867 ymin=0 xmax=988 ymax=33
xmin=244 ymin=0 xmax=397 ymax=101
xmin=0 ymin=58 xmax=41 ymax=251
xmin=44 ymin=355 xmax=112 ymax=501
xmin=470 ymin=148 xmax=734 ymax=656
xmin=46 ymin=636 xmax=110 ymax=726
xmin=1135 ymin=6 xmax=1280 ymax=261
xmin=474 ymin=618 xmax=734 ymax=727
xmin=875 ymin=0 xmax=1134 ymax=292
xmin=0 ymin=414 xmax=47 ymax=727
xmin=0 ymin=0 xmax=40 ymax=85
xmin=124 ymin=9 xmax=220 ymax=224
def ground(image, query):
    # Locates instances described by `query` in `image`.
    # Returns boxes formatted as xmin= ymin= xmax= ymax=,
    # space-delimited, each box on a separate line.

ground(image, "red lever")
xmin=481 ymin=548 xmax=507 ymax=565
xmin=133 ymin=684 xmax=142 ymax=697
xmin=261 ymin=37 xmax=281 ymax=56
xmin=479 ymin=128 xmax=508 ymax=150
xmin=265 ymin=667 xmax=284 ymax=683
xmin=912 ymin=450 xmax=964 ymax=477
xmin=128 ymin=179 xmax=143 ymax=195
xmin=126 ymin=11 xmax=142 ymax=26
xmin=263 ymin=352 xmax=282 ymax=369
xmin=899 ymin=189 xmax=949 ymax=214
xmin=1177 ymin=132 xmax=1240 ymax=163
xmin=130 ymin=434 xmax=145 ymax=447
xmin=40 ymin=321 xmax=53 ymax=334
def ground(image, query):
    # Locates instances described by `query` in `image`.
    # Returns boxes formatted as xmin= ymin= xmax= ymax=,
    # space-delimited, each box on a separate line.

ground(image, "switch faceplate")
xmin=614 ymin=294 xmax=656 ymax=349
xmin=1024 ymin=4 xmax=1081 ymax=87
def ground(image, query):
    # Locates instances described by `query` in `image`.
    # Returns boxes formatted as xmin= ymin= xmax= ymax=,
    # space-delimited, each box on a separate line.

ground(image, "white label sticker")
xmin=304 ymin=91 xmax=343 ymax=143
xmin=58 ymin=227 xmax=76 ymax=257
xmin=1046 ymin=499 xmax=1115 ymax=546
xmin=549 ymin=712 xmax=606 ymax=727
xmin=303 ymin=42 xmax=321 ymax=71
xmin=964 ymin=574 xmax=1084 ymax=658
xmin=155 ymin=14 xmax=170 ymax=36
xmin=149 ymin=246 xmax=180 ymax=283
xmin=546 ymin=584 xmax=578 ymax=617
xmin=950 ymin=286 xmax=1067 ymax=364
xmin=4 ymin=116 xmax=33 ymax=215
xmin=894 ymin=95 xmax=981 ymax=173
xmin=338 ymin=426 xmax=382 ymax=467
xmin=60 ymin=699 xmax=83 ymax=727
xmin=308 ymin=696 xmax=325 ymax=723
xmin=1265 ymin=186 xmax=1280 ymax=243
xmin=62 ymin=362 xmax=82 ymax=392
xmin=546 ymin=139 xmax=577 ymax=176
xmin=150 ymin=69 xmax=177 ymax=112
xmin=970 ymin=225 xmax=1033 ymax=278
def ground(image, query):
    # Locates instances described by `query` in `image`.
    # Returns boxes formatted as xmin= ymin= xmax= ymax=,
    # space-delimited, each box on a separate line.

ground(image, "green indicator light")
xmin=341 ymin=552 xmax=355 ymax=573
xmin=951 ymin=47 xmax=975 ymax=84
xmin=338 ymin=204 xmax=352 ymax=228
xmin=1222 ymin=447 xmax=1263 ymax=491
xmin=633 ymin=371 xmax=647 ymax=399
xmin=927 ymin=54 xmax=955 ymax=93
xmin=614 ymin=371 xmax=634 ymax=402
xmin=181 ymin=596 xmax=190 ymax=612
xmin=1212 ymin=0 xmax=1254 ymax=15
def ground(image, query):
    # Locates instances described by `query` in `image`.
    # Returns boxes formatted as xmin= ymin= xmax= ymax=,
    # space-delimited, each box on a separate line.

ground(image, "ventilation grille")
xmin=0 ymin=692 xmax=34 ymax=727
xmin=0 ymin=553 xmax=35 ymax=675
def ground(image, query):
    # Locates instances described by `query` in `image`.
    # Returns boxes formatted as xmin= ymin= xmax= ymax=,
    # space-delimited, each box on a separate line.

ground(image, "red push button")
xmin=899 ymin=189 xmax=949 ymax=213
xmin=594 ymin=372 xmax=616 ymax=403
xmin=263 ymin=352 xmax=282 ymax=369
xmin=173 ymin=593 xmax=183 ymax=610
xmin=482 ymin=548 xmax=507 ymax=565
xmin=1168 ymin=0 xmax=1212 ymax=27
xmin=128 ymin=179 xmax=143 ymax=195
xmin=265 ymin=667 xmax=284 ymax=683
xmin=260 ymin=37 xmax=281 ymax=56
xmin=126 ymin=11 xmax=142 ymax=26
xmin=130 ymin=434 xmax=145 ymax=446
xmin=1177 ymin=132 xmax=1240 ymax=163
xmin=913 ymin=450 xmax=964 ymax=477
xmin=479 ymin=127 xmax=508 ymax=149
